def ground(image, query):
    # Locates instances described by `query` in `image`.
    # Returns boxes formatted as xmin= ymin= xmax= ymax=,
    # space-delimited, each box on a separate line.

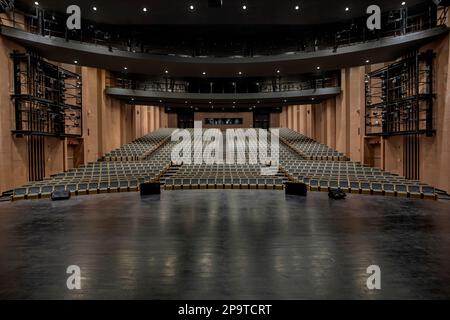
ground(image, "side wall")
xmin=0 ymin=35 xmax=168 ymax=193
xmin=281 ymin=36 xmax=450 ymax=193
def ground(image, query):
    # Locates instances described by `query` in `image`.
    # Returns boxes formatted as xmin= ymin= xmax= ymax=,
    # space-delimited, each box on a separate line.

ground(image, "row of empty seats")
xmin=9 ymin=127 xmax=438 ymax=200
xmin=164 ymin=129 xmax=284 ymax=190
xmin=12 ymin=132 xmax=176 ymax=200
xmin=279 ymin=143 xmax=437 ymax=199
xmin=103 ymin=129 xmax=174 ymax=161
xmin=278 ymin=128 xmax=347 ymax=161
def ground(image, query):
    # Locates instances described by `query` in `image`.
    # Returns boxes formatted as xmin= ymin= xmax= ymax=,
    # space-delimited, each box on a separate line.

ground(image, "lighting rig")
xmin=365 ymin=50 xmax=435 ymax=137
xmin=10 ymin=51 xmax=83 ymax=138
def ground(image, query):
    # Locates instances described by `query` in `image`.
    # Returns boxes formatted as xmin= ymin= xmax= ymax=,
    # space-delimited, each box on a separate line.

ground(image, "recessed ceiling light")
xmin=316 ymin=66 xmax=321 ymax=70
xmin=74 ymin=60 xmax=78 ymax=64
xmin=164 ymin=70 xmax=169 ymax=74
xmin=366 ymin=59 xmax=370 ymax=63
xmin=202 ymin=71 xmax=207 ymax=75
xmin=124 ymin=67 xmax=128 ymax=70
xmin=238 ymin=71 xmax=242 ymax=75
xmin=277 ymin=70 xmax=281 ymax=74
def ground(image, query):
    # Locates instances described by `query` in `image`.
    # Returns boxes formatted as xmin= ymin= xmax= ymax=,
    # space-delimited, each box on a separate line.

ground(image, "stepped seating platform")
xmin=279 ymin=143 xmax=437 ymax=199
xmin=11 ymin=131 xmax=175 ymax=201
xmin=103 ymin=128 xmax=174 ymax=161
xmin=278 ymin=128 xmax=347 ymax=161
xmin=163 ymin=164 xmax=287 ymax=190
xmin=8 ymin=128 xmax=438 ymax=201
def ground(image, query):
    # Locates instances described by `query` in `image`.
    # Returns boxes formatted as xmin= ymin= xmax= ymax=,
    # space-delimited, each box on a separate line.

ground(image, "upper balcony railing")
xmin=107 ymin=75 xmax=340 ymax=94
xmin=1 ymin=4 xmax=448 ymax=58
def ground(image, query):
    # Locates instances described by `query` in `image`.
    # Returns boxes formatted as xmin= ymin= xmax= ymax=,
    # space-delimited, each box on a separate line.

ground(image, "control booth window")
xmin=205 ymin=118 xmax=243 ymax=125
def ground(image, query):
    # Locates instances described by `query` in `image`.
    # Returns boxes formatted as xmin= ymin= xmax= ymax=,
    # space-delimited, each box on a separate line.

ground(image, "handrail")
xmin=2 ymin=4 xmax=448 ymax=58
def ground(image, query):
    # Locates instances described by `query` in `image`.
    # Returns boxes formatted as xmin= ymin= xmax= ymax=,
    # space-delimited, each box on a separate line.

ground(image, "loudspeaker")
xmin=285 ymin=182 xmax=308 ymax=196
xmin=208 ymin=0 xmax=223 ymax=8
xmin=140 ymin=183 xmax=161 ymax=195
xmin=328 ymin=188 xmax=347 ymax=200
xmin=51 ymin=190 xmax=71 ymax=201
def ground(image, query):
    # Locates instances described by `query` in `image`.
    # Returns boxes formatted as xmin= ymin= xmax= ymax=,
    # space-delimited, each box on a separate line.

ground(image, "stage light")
xmin=189 ymin=5 xmax=194 ymax=10
xmin=242 ymin=5 xmax=247 ymax=10
xmin=93 ymin=6 xmax=97 ymax=11
xmin=295 ymin=5 xmax=300 ymax=10
xmin=345 ymin=7 xmax=349 ymax=11
xmin=143 ymin=7 xmax=148 ymax=12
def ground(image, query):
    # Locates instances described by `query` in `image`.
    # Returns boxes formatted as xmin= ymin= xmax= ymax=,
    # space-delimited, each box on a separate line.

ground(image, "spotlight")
xmin=295 ymin=5 xmax=300 ymax=10
xmin=143 ymin=7 xmax=148 ymax=12
xmin=242 ymin=5 xmax=247 ymax=10
xmin=189 ymin=5 xmax=194 ymax=10
xmin=93 ymin=6 xmax=97 ymax=11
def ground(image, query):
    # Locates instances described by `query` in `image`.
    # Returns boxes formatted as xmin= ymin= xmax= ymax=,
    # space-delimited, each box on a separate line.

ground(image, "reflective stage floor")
xmin=0 ymin=190 xmax=450 ymax=299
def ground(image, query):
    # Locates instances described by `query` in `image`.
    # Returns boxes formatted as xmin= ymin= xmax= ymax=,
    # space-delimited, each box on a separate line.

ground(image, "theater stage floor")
xmin=0 ymin=190 xmax=450 ymax=300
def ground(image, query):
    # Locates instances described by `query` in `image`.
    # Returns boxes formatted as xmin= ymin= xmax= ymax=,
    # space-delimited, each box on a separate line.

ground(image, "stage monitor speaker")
xmin=140 ymin=183 xmax=161 ymax=195
xmin=285 ymin=182 xmax=308 ymax=196
xmin=208 ymin=0 xmax=223 ymax=8
xmin=51 ymin=190 xmax=71 ymax=201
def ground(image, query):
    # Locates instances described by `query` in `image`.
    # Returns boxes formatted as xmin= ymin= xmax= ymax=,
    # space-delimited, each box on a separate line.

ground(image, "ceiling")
xmin=16 ymin=0 xmax=428 ymax=25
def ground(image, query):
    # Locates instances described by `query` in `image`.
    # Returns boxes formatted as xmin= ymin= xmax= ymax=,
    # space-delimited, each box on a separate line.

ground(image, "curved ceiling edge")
xmin=1 ymin=26 xmax=448 ymax=77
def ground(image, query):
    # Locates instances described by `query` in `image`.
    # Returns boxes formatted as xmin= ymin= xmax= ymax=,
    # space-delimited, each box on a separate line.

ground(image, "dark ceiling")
xmin=16 ymin=0 xmax=428 ymax=25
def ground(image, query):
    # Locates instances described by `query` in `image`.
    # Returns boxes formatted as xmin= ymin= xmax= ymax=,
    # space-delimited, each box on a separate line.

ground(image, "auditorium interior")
xmin=1 ymin=0 xmax=450 ymax=300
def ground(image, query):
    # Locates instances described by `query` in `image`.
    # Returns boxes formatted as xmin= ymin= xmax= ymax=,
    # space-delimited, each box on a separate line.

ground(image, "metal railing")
xmin=1 ymin=3 xmax=447 ymax=58
xmin=107 ymin=75 xmax=340 ymax=94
